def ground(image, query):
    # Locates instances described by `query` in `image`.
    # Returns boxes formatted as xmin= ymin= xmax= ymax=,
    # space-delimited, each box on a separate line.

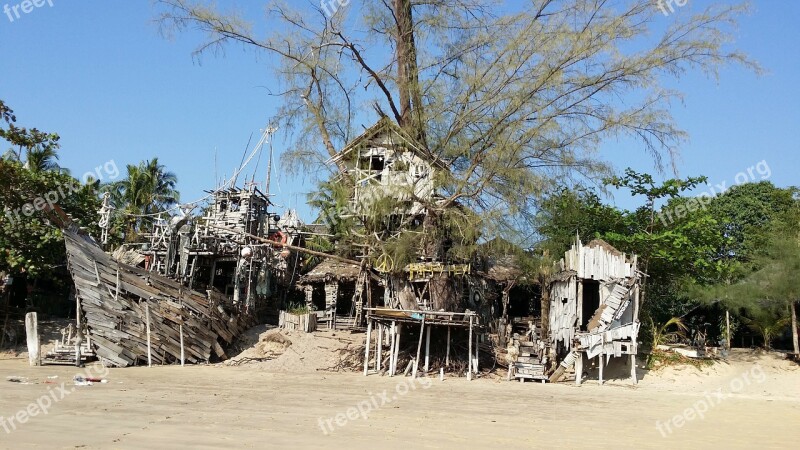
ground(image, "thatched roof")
xmin=586 ymin=239 xmax=623 ymax=257
xmin=299 ymin=259 xmax=361 ymax=284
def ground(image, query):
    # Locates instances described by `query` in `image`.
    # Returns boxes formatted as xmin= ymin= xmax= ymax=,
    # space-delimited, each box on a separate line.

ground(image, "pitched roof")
xmin=299 ymin=258 xmax=361 ymax=283
xmin=326 ymin=117 xmax=447 ymax=170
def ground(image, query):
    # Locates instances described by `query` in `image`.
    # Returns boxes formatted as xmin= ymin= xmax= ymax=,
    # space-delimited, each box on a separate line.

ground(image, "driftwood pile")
xmin=64 ymin=230 xmax=253 ymax=367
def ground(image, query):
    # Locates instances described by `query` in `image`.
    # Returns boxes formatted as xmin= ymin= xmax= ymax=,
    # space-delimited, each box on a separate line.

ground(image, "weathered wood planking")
xmin=64 ymin=231 xmax=254 ymax=367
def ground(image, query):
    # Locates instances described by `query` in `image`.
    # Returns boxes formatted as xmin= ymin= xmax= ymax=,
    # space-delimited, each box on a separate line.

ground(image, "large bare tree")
xmin=158 ymin=0 xmax=756 ymax=247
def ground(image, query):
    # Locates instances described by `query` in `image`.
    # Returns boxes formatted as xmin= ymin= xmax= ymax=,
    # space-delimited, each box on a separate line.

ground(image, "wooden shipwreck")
xmin=64 ymin=228 xmax=253 ymax=367
xmin=52 ymin=178 xmax=302 ymax=366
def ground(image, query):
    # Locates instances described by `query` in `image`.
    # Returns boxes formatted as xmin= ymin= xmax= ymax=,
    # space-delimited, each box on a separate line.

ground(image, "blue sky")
xmin=1 ymin=0 xmax=798 ymax=221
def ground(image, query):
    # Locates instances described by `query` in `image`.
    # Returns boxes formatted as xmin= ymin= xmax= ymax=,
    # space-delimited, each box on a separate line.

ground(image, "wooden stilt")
xmin=363 ymin=318 xmax=372 ymax=376
xmin=392 ymin=322 xmax=401 ymax=377
xmin=445 ymin=327 xmax=451 ymax=367
xmin=630 ymin=353 xmax=637 ymax=385
xmin=75 ymin=291 xmax=82 ymax=367
xmin=388 ymin=322 xmax=396 ymax=375
xmin=598 ymin=353 xmax=604 ymax=385
xmin=377 ymin=323 xmax=383 ymax=373
xmin=145 ymin=302 xmax=152 ymax=368
xmin=474 ymin=327 xmax=479 ymax=375
xmin=575 ymin=352 xmax=583 ymax=385
xmin=424 ymin=324 xmax=431 ymax=373
xmin=179 ymin=323 xmax=185 ymax=367
xmin=413 ymin=316 xmax=426 ymax=379
xmin=468 ymin=316 xmax=473 ymax=381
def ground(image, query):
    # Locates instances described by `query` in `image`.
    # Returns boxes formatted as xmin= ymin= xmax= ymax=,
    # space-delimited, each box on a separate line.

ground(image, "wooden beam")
xmin=208 ymin=224 xmax=361 ymax=266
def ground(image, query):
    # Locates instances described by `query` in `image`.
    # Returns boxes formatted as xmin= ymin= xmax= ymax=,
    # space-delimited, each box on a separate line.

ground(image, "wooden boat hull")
xmin=64 ymin=230 xmax=253 ymax=367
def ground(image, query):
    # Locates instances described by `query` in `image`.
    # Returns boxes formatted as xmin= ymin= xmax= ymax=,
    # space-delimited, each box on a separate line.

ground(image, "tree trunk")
xmin=792 ymin=300 xmax=799 ymax=355
xmin=393 ymin=0 xmax=425 ymax=144
xmin=539 ymin=277 xmax=550 ymax=339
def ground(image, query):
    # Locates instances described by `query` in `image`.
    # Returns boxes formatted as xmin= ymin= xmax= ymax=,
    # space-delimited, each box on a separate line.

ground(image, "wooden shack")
xmin=549 ymin=237 xmax=641 ymax=384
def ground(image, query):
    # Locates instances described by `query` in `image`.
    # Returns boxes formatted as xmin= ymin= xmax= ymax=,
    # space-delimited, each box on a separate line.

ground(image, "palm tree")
xmin=106 ymin=158 xmax=180 ymax=241
xmin=24 ymin=146 xmax=63 ymax=173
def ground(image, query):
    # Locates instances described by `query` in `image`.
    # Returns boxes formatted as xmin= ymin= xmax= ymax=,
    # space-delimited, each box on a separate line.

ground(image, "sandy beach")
xmin=1 ymin=340 xmax=798 ymax=449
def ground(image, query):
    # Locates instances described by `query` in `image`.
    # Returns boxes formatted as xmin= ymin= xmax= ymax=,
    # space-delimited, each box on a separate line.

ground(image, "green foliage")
xmin=536 ymin=186 xmax=628 ymax=256
xmin=105 ymin=158 xmax=180 ymax=242
xmin=0 ymin=100 xmax=101 ymax=279
xmin=0 ymin=159 xmax=101 ymax=279
xmin=0 ymin=100 xmax=64 ymax=173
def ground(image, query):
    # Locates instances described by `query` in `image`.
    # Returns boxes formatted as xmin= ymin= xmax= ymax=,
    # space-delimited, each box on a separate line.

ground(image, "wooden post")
xmin=474 ymin=326 xmax=479 ymax=375
xmin=726 ymin=309 xmax=732 ymax=350
xmin=424 ymin=324 xmax=431 ymax=373
xmin=575 ymin=352 xmax=583 ymax=385
xmin=392 ymin=322 xmax=401 ymax=377
xmin=25 ymin=312 xmax=40 ymax=366
xmin=577 ymin=281 xmax=584 ymax=329
xmin=388 ymin=322 xmax=396 ymax=375
xmin=791 ymin=302 xmax=799 ymax=356
xmin=413 ymin=316 xmax=426 ymax=379
xmin=377 ymin=323 xmax=383 ymax=373
xmin=598 ymin=353 xmax=604 ymax=385
xmin=467 ymin=316 xmax=473 ymax=381
xmin=363 ymin=318 xmax=373 ymax=376
xmin=179 ymin=323 xmax=185 ymax=367
xmin=630 ymin=353 xmax=637 ymax=385
xmin=445 ymin=327 xmax=451 ymax=367
xmin=75 ymin=291 xmax=82 ymax=367
xmin=145 ymin=302 xmax=152 ymax=368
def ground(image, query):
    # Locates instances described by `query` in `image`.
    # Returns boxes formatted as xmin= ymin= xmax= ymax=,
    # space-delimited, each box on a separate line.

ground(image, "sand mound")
xmin=225 ymin=326 xmax=364 ymax=373
xmin=639 ymin=348 xmax=800 ymax=399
